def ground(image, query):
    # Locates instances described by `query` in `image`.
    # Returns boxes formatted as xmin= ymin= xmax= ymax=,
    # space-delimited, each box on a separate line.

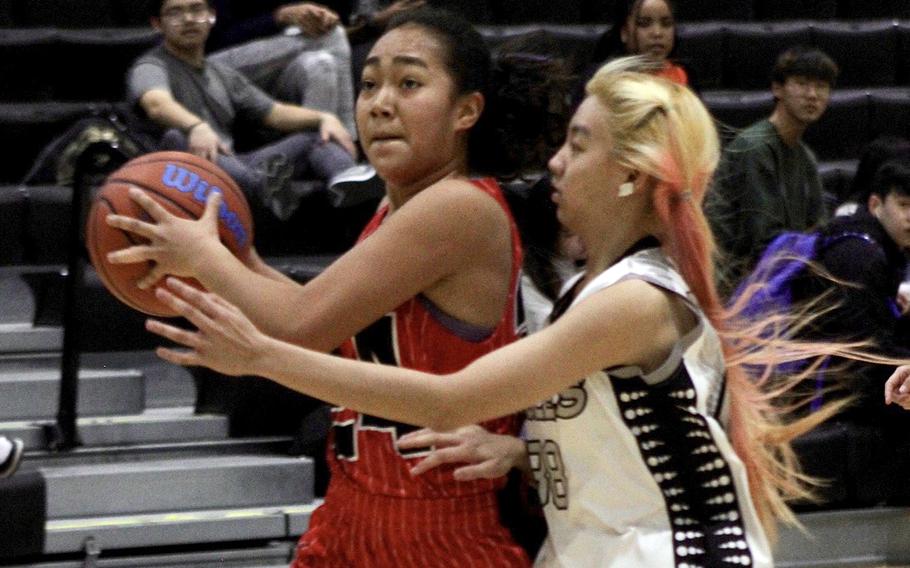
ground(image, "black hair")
xmin=850 ymin=135 xmax=910 ymax=207
xmin=503 ymin=176 xmax=563 ymax=301
xmin=385 ymin=7 xmax=572 ymax=178
xmin=870 ymin=159 xmax=910 ymax=201
xmin=591 ymin=0 xmax=678 ymax=64
xmin=148 ymin=0 xmax=210 ymax=19
xmin=771 ymin=46 xmax=839 ymax=87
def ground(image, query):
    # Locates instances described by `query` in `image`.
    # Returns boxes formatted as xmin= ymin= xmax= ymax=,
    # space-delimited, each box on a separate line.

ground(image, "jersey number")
xmin=333 ymin=315 xmax=429 ymax=461
xmin=526 ymin=439 xmax=569 ymax=510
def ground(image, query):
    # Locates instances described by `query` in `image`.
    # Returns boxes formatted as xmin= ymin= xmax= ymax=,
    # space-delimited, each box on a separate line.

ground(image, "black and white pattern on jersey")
xmin=611 ymin=364 xmax=754 ymax=568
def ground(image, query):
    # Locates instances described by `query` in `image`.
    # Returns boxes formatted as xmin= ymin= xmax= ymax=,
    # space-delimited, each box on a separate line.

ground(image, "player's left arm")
xmin=147 ymin=275 xmax=695 ymax=431
xmin=396 ymin=425 xmax=529 ymax=480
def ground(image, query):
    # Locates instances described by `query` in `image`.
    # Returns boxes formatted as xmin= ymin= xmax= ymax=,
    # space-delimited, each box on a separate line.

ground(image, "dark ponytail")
xmin=387 ymin=8 xmax=572 ymax=178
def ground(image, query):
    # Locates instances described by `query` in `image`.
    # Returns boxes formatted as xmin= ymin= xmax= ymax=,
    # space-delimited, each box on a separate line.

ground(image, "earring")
xmin=618 ymin=182 xmax=635 ymax=197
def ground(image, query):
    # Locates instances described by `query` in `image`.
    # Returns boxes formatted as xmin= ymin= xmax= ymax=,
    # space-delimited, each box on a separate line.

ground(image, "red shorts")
xmin=292 ymin=476 xmax=531 ymax=568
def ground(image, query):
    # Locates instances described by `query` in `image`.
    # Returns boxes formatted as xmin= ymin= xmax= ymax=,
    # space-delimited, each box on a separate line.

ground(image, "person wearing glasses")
xmin=705 ymin=47 xmax=839 ymax=291
xmin=128 ymin=0 xmax=359 ymax=221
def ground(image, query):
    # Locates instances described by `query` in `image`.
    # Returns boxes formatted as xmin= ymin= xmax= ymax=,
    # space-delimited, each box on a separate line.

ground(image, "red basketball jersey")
xmin=329 ymin=177 xmax=524 ymax=499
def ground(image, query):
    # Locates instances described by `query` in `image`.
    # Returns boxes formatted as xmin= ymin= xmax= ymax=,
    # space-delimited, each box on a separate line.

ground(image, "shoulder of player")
xmin=393 ymin=178 xmax=511 ymax=241
xmin=548 ymin=278 xmax=692 ymax=368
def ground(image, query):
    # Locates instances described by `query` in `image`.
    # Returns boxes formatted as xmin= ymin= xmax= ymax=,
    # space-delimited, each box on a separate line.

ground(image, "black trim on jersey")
xmin=549 ymin=236 xmax=661 ymax=325
xmin=611 ymin=363 xmax=754 ymax=568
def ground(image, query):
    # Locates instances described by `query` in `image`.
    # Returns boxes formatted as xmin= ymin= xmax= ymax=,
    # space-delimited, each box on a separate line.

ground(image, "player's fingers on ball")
xmin=127 ymin=187 xmax=172 ymax=220
xmin=107 ymin=245 xmax=154 ymax=265
xmin=136 ymin=269 xmax=163 ymax=291
xmin=106 ymin=213 xmax=157 ymax=239
xmin=201 ymin=190 xmax=223 ymax=222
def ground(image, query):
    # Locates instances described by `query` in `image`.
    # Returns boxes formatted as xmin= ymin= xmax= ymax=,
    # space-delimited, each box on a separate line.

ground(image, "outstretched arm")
xmin=108 ymin=178 xmax=511 ymax=352
xmin=147 ymin=272 xmax=694 ymax=430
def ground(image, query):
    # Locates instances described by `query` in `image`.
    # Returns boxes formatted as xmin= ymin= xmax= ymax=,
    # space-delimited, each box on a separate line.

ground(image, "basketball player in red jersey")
xmin=106 ymin=7 xmax=570 ymax=566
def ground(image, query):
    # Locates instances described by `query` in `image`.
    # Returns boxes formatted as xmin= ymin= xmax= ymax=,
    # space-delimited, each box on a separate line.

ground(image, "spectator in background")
xmin=834 ymin=135 xmax=910 ymax=217
xmin=588 ymin=0 xmax=689 ymax=87
xmin=130 ymin=0 xmax=358 ymax=221
xmin=0 ymin=436 xmax=23 ymax=479
xmin=207 ymin=1 xmax=357 ymax=136
xmin=706 ymin=46 xmax=838 ymax=291
xmin=789 ymin=159 xmax=910 ymax=424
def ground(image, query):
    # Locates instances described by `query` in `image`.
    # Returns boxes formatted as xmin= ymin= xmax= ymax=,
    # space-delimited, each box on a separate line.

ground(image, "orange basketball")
xmin=86 ymin=151 xmax=254 ymax=317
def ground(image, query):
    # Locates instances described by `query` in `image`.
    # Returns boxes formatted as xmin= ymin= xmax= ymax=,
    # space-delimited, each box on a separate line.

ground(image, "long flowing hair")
xmin=587 ymin=57 xmax=900 ymax=539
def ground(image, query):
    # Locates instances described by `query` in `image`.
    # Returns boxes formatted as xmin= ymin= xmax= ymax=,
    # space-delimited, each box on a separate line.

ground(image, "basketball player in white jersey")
xmin=142 ymin=57 xmax=861 ymax=566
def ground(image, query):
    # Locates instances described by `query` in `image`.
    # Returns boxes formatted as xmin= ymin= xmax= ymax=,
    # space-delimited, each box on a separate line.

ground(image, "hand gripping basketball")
xmin=86 ymin=151 xmax=253 ymax=317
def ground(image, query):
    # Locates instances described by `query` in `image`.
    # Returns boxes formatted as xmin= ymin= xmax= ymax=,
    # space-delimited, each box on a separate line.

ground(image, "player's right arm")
xmin=107 ymin=177 xmax=510 ymax=353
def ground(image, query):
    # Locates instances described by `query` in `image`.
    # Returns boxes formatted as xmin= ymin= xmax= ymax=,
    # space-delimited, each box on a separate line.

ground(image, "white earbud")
xmin=208 ymin=14 xmax=216 ymax=25
xmin=618 ymin=181 xmax=635 ymax=197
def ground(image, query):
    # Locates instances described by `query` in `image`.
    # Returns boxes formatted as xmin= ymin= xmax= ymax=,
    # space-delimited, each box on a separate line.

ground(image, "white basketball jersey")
xmin=525 ymin=247 xmax=772 ymax=568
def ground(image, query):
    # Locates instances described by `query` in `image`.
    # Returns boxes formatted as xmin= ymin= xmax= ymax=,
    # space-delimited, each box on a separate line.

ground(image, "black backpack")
xmin=22 ymin=103 xmax=157 ymax=187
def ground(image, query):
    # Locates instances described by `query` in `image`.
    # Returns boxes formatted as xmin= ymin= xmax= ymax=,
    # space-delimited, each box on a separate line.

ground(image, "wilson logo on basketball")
xmin=161 ymin=164 xmax=249 ymax=248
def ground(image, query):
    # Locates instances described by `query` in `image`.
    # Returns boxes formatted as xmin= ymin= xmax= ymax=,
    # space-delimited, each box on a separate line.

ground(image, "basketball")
xmin=86 ymin=151 xmax=254 ymax=317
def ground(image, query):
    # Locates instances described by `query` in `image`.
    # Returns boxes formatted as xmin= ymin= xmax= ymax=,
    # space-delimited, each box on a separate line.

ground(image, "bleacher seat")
xmin=724 ymin=21 xmax=813 ymax=90
xmin=577 ymin=0 xmax=614 ymax=23
xmin=0 ymin=102 xmax=99 ymax=185
xmin=868 ymin=87 xmax=910 ymax=141
xmin=536 ymin=24 xmax=608 ymax=75
xmin=0 ymin=0 xmax=12 ymax=27
xmin=0 ymin=29 xmax=59 ymax=102
xmin=753 ymin=0 xmax=838 ymax=21
xmin=493 ymin=0 xmax=583 ymax=24
xmin=837 ymin=0 xmax=910 ymax=19
xmin=111 ymin=0 xmax=155 ymax=27
xmin=0 ymin=186 xmax=27 ymax=265
xmin=56 ymin=28 xmax=159 ymax=101
xmin=897 ymin=22 xmax=910 ymax=84
xmin=675 ymin=22 xmax=726 ymax=90
xmin=803 ymin=88 xmax=870 ymax=162
xmin=673 ymin=0 xmax=753 ymax=22
xmin=701 ymin=90 xmax=775 ymax=139
xmin=813 ymin=20 xmax=898 ymax=87
xmin=818 ymin=159 xmax=859 ymax=206
xmin=23 ymin=185 xmax=73 ymax=265
xmin=424 ymin=0 xmax=494 ymax=24
xmin=12 ymin=0 xmax=117 ymax=28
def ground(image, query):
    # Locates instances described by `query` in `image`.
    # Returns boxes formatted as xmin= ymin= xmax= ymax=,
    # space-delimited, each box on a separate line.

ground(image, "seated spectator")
xmin=0 ymin=436 xmax=23 ymax=479
xmin=789 ymin=159 xmax=910 ymax=426
xmin=207 ymin=1 xmax=357 ymax=135
xmin=834 ymin=135 xmax=910 ymax=217
xmin=131 ymin=0 xmax=359 ymax=221
xmin=706 ymin=46 xmax=838 ymax=291
xmin=588 ymin=0 xmax=689 ymax=87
